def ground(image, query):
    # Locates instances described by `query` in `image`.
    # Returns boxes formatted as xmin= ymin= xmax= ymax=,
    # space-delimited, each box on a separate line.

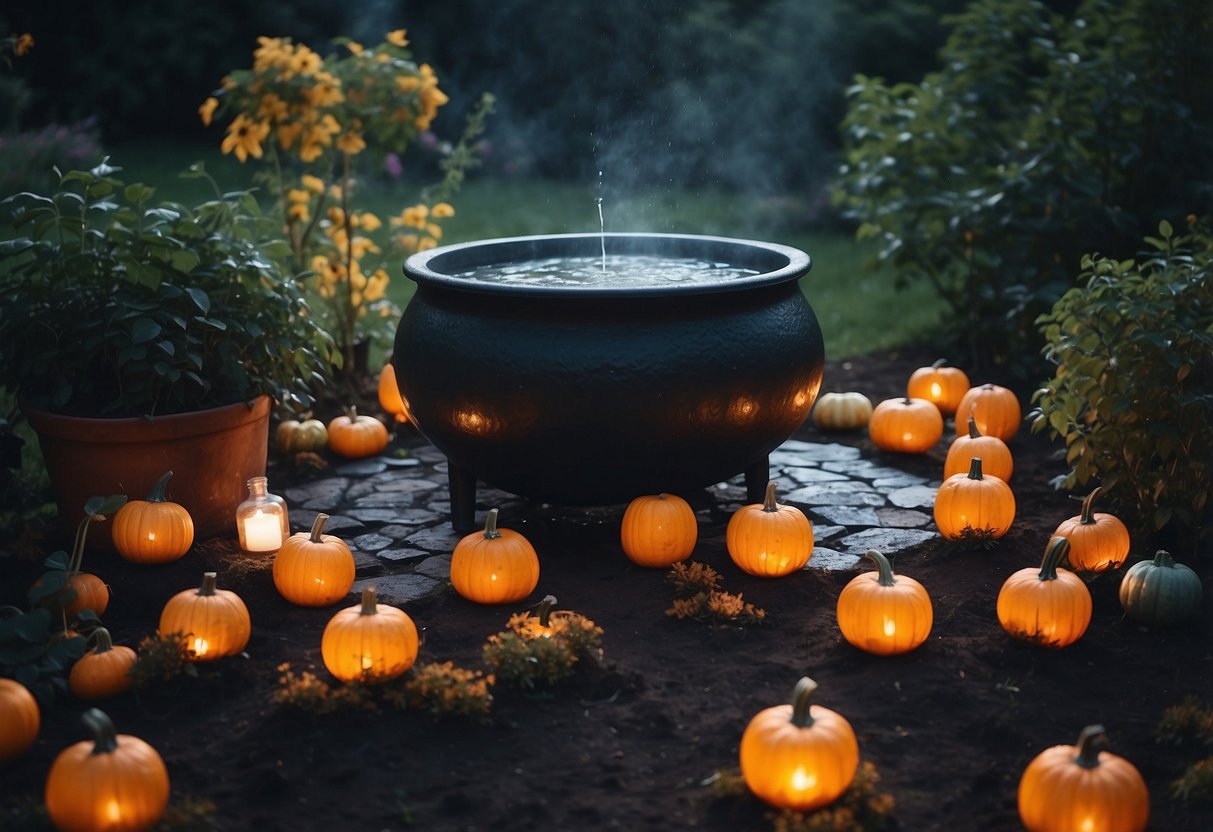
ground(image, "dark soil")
xmin=3 ymin=346 xmax=1211 ymax=831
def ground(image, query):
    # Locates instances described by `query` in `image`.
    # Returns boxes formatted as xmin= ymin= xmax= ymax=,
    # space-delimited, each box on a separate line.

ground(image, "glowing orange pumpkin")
xmin=69 ymin=628 xmax=137 ymax=701
xmin=158 ymin=571 xmax=251 ymax=661
xmin=836 ymin=550 xmax=933 ymax=655
xmin=620 ymin=493 xmax=698 ymax=568
xmin=1017 ymin=724 xmax=1149 ymax=832
xmin=726 ymin=481 xmax=814 ymax=577
xmin=933 ymin=457 xmax=1016 ymax=540
xmin=868 ymin=397 xmax=944 ymax=453
xmin=450 ymin=508 xmax=540 ymax=604
xmin=906 ymin=359 xmax=970 ymax=415
xmin=111 ymin=470 xmax=194 ymax=564
xmin=954 ymin=383 xmax=1021 ymax=440
xmin=45 ymin=708 xmax=170 ymax=832
xmin=997 ymin=537 xmax=1091 ymax=648
xmin=272 ymin=513 xmax=356 ymax=607
xmin=327 ymin=406 xmax=390 ymax=458
xmin=377 ymin=359 xmax=413 ymax=424
xmin=943 ymin=416 xmax=1013 ymax=482
xmin=740 ymin=677 xmax=859 ymax=811
xmin=1051 ymin=487 xmax=1130 ymax=573
xmin=0 ymin=678 xmax=40 ymax=762
xmin=321 ymin=586 xmax=420 ymax=683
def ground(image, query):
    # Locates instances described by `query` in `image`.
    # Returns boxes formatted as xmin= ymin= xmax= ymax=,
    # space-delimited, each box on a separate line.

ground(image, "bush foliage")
xmin=834 ymin=0 xmax=1213 ymax=379
xmin=1032 ymin=220 xmax=1213 ymax=550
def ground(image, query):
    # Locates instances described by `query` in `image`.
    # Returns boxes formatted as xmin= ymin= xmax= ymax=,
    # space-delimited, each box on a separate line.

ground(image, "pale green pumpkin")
xmin=1118 ymin=550 xmax=1202 ymax=627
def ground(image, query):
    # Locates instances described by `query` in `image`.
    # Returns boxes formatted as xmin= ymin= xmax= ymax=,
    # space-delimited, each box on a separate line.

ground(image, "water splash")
xmin=596 ymin=169 xmax=606 ymax=272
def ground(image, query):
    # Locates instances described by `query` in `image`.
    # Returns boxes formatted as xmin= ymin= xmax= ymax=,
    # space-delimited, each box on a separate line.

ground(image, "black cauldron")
xmin=394 ymin=233 xmax=824 ymax=531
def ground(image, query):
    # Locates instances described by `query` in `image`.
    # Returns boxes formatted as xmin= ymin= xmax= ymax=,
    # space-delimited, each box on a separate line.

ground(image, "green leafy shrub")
xmin=833 ymin=0 xmax=1213 ymax=378
xmin=1032 ymin=220 xmax=1213 ymax=549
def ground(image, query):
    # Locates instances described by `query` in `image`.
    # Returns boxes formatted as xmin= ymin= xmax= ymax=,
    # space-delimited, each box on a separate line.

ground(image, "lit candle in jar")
xmin=243 ymin=509 xmax=283 ymax=552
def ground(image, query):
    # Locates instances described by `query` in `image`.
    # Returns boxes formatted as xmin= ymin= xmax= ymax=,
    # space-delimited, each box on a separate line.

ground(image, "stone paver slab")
xmin=875 ymin=508 xmax=933 ymax=528
xmin=835 ymin=527 xmax=938 ymax=554
xmin=805 ymin=547 xmax=862 ymax=571
xmin=352 ymin=574 xmax=441 ymax=603
xmin=887 ymin=485 xmax=937 ymax=509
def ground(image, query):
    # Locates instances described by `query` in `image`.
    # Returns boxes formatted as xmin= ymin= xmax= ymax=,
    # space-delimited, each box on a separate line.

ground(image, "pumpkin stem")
xmin=931 ymin=358 xmax=948 ymax=369
xmin=146 ymin=470 xmax=175 ymax=503
xmin=67 ymin=512 xmax=96 ymax=576
xmin=1153 ymin=550 xmax=1175 ymax=568
xmin=89 ymin=627 xmax=115 ymax=653
xmin=762 ymin=481 xmax=780 ymax=512
xmin=535 ymin=594 xmax=558 ymax=628
xmin=345 ymin=405 xmax=359 ymax=421
xmin=309 ymin=513 xmax=330 ymax=543
xmin=198 ymin=572 xmax=218 ymax=597
xmin=864 ymin=550 xmax=898 ymax=587
xmin=967 ymin=457 xmax=984 ymax=480
xmin=966 ymin=416 xmax=982 ymax=439
xmin=901 ymin=397 xmax=913 ymax=406
xmin=1072 ymin=724 xmax=1108 ymax=768
xmin=483 ymin=507 xmax=503 ymax=539
xmin=789 ymin=676 xmax=818 ymax=728
xmin=1078 ymin=487 xmax=1102 ymax=524
xmin=360 ymin=587 xmax=379 ymax=615
xmin=82 ymin=708 xmax=119 ymax=755
xmin=1037 ymin=537 xmax=1070 ymax=581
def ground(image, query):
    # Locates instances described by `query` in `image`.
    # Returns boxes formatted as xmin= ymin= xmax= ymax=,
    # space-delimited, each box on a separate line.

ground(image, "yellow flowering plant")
xmin=200 ymin=28 xmax=493 ymax=373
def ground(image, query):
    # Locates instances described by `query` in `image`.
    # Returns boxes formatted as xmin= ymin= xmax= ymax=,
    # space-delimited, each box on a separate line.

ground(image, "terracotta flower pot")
xmin=24 ymin=396 xmax=271 ymax=547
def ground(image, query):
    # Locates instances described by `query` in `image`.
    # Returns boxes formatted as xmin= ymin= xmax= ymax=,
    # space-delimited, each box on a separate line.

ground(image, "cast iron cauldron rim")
xmin=403 ymin=232 xmax=811 ymax=298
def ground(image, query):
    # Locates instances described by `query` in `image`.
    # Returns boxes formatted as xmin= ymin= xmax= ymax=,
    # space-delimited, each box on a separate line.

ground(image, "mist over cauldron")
xmin=394 ymin=232 xmax=824 ymax=532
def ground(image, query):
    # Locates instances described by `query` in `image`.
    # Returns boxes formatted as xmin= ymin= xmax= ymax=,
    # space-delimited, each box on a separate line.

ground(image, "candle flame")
xmin=192 ymin=637 xmax=209 ymax=656
xmin=930 ymin=382 xmax=942 ymax=398
xmin=883 ymin=617 xmax=897 ymax=637
xmin=147 ymin=531 xmax=156 ymax=542
xmin=361 ymin=655 xmax=373 ymax=671
xmin=106 ymin=799 xmax=122 ymax=823
xmin=790 ymin=766 xmax=817 ymax=792
xmin=903 ymin=431 xmax=914 ymax=442
xmin=490 ymin=573 xmax=498 ymax=582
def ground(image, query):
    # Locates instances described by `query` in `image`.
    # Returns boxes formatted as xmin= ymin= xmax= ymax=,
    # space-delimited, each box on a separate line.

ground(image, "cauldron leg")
xmin=744 ymin=456 xmax=770 ymax=503
xmin=448 ymin=461 xmax=478 ymax=533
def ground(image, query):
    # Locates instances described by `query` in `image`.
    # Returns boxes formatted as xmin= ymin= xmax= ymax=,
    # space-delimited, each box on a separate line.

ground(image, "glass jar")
xmin=235 ymin=476 xmax=289 ymax=552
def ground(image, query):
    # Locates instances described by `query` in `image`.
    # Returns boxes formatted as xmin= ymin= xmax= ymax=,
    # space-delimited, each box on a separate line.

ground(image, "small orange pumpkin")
xmin=726 ymin=481 xmax=814 ymax=577
xmin=836 ymin=550 xmax=933 ymax=655
xmin=274 ymin=417 xmax=328 ymax=454
xmin=740 ymin=677 xmax=859 ymax=811
xmin=0 ymin=678 xmax=40 ymax=762
xmin=45 ymin=708 xmax=170 ymax=832
xmin=620 ymin=493 xmax=698 ymax=568
xmin=377 ymin=359 xmax=413 ymax=424
xmin=944 ymin=416 xmax=1013 ymax=482
xmin=69 ymin=628 xmax=137 ymax=701
xmin=450 ymin=508 xmax=541 ymax=604
xmin=954 ymin=383 xmax=1021 ymax=440
xmin=811 ymin=392 xmax=873 ymax=431
xmin=1017 ymin=724 xmax=1149 ymax=832
xmin=65 ymin=572 xmax=111 ymax=618
xmin=1052 ymin=487 xmax=1130 ymax=573
xmin=159 ymin=571 xmax=251 ymax=661
xmin=868 ymin=397 xmax=944 ymax=453
xmin=933 ymin=457 xmax=1016 ymax=540
xmin=906 ymin=358 xmax=970 ymax=416
xmin=997 ymin=537 xmax=1092 ymax=648
xmin=327 ymin=406 xmax=390 ymax=458
xmin=111 ymin=470 xmax=194 ymax=564
xmin=321 ymin=586 xmax=420 ymax=683
xmin=272 ymin=513 xmax=356 ymax=607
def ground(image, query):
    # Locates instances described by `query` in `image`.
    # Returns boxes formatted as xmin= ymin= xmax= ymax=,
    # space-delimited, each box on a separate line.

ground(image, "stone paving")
xmin=280 ymin=437 xmax=941 ymax=607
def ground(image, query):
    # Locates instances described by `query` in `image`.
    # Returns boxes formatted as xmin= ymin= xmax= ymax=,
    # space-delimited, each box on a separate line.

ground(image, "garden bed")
xmin=2 ymin=346 xmax=1209 ymax=831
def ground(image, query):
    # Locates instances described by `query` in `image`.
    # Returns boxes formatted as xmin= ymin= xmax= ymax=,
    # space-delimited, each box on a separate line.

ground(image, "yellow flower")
xmin=426 ymin=223 xmax=443 ymax=240
xmin=289 ymin=45 xmax=323 ymax=76
xmin=257 ymin=93 xmax=289 ymax=123
xmin=418 ymin=237 xmax=438 ymax=251
xmin=396 ymin=233 xmax=419 ymax=250
xmin=386 ymin=29 xmax=409 ymax=47
xmin=276 ymin=121 xmax=303 ymax=150
xmin=359 ymin=213 xmax=382 ymax=232
xmin=288 ymin=188 xmax=311 ymax=204
xmin=327 ymin=183 xmax=344 ymax=200
xmin=221 ymin=114 xmax=271 ymax=162
xmin=375 ymin=53 xmax=391 ymax=63
xmin=400 ymin=204 xmax=428 ymax=228
xmin=302 ymin=174 xmax=325 ymax=194
xmin=198 ymin=97 xmax=219 ymax=127
xmin=306 ymin=75 xmax=344 ymax=108
xmin=431 ymin=202 xmax=455 ymax=219
xmin=15 ymin=33 xmax=34 ymax=56
xmin=347 ymin=41 xmax=364 ymax=56
xmin=326 ymin=206 xmax=346 ymax=225
xmin=337 ymin=130 xmax=366 ymax=155
xmin=288 ymin=202 xmax=309 ymax=222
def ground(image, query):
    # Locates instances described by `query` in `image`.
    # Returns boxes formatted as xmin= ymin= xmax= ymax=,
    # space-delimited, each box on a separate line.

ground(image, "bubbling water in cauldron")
xmin=454 ymin=254 xmax=761 ymax=288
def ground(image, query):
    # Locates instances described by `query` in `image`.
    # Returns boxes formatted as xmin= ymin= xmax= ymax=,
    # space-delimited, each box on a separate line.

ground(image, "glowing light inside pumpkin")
xmin=490 ymin=573 xmax=498 ymax=582
xmin=1080 ymin=819 xmax=1094 ymax=832
xmin=930 ymin=382 xmax=942 ymax=399
xmin=106 ymin=799 xmax=122 ymax=823
xmin=791 ymin=766 xmax=817 ymax=792
xmin=903 ymin=431 xmax=914 ymax=442
xmin=192 ymin=637 xmax=209 ymax=656
xmin=361 ymin=655 xmax=373 ymax=671
xmin=147 ymin=531 xmax=156 ymax=542
xmin=883 ymin=617 xmax=897 ymax=637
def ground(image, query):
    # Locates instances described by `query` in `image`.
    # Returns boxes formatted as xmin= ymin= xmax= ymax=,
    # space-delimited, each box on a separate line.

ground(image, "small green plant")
xmin=383 ymin=660 xmax=494 ymax=719
xmin=270 ymin=662 xmax=374 ymax=714
xmin=1032 ymin=220 xmax=1213 ymax=551
xmin=127 ymin=632 xmax=196 ymax=690
xmin=1171 ymin=758 xmax=1213 ymax=803
xmin=482 ymin=597 xmax=603 ymax=689
xmin=666 ymin=561 xmax=767 ymax=626
xmin=1155 ymin=697 xmax=1213 ymax=804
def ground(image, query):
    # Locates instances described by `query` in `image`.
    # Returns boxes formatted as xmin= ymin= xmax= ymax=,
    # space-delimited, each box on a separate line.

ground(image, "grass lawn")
xmin=104 ymin=140 xmax=950 ymax=360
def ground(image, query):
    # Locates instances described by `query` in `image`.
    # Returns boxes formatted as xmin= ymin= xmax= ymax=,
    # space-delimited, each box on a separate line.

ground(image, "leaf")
xmin=83 ymin=494 xmax=128 ymax=517
xmin=44 ymin=550 xmax=70 ymax=571
xmin=186 ymin=287 xmax=210 ymax=313
xmin=131 ymin=318 xmax=162 ymax=344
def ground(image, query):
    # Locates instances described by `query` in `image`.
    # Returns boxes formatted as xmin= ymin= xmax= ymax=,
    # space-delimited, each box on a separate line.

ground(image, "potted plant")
xmin=0 ymin=160 xmax=337 ymax=542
